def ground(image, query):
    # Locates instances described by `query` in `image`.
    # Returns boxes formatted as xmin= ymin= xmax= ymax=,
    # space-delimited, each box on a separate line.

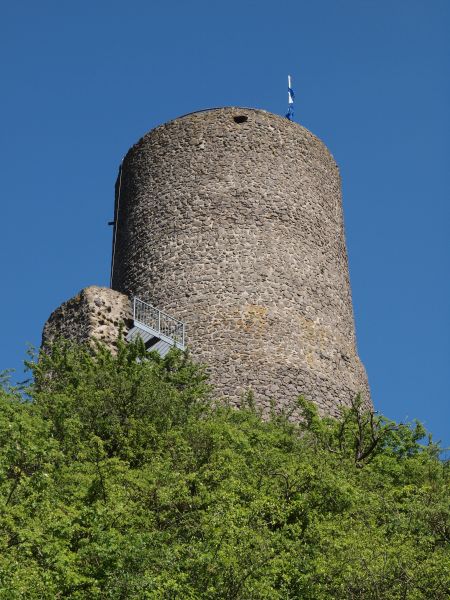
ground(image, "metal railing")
xmin=133 ymin=297 xmax=185 ymax=348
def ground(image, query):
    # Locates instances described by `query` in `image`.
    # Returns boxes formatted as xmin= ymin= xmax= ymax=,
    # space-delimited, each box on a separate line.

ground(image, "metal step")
xmin=126 ymin=324 xmax=175 ymax=358
xmin=150 ymin=338 xmax=172 ymax=358
xmin=126 ymin=326 xmax=155 ymax=345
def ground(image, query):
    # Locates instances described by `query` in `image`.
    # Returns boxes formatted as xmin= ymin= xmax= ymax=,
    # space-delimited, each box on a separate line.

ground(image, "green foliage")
xmin=0 ymin=340 xmax=448 ymax=598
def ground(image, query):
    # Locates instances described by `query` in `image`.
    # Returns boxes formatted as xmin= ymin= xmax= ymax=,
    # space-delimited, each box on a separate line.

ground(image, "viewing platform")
xmin=126 ymin=297 xmax=185 ymax=357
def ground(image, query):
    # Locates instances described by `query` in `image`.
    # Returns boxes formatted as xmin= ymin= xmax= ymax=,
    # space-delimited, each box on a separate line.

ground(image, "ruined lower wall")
xmin=42 ymin=286 xmax=132 ymax=350
xmin=42 ymin=286 xmax=370 ymax=419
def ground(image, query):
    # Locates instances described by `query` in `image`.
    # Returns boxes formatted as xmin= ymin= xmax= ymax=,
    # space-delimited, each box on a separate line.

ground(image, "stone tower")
xmin=109 ymin=107 xmax=371 ymax=417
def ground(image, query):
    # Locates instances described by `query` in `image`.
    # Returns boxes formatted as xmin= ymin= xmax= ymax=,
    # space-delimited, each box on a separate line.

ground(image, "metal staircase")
xmin=126 ymin=297 xmax=185 ymax=357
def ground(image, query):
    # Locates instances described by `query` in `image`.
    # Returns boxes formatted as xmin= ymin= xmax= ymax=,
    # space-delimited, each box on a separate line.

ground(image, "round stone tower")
xmin=111 ymin=107 xmax=370 ymax=417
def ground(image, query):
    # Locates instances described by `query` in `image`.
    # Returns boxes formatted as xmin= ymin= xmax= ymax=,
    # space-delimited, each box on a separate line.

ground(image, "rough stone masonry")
xmin=42 ymin=287 xmax=132 ymax=351
xmin=43 ymin=107 xmax=371 ymax=418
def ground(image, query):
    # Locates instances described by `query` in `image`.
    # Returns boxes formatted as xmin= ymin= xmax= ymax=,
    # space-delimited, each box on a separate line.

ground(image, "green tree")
xmin=0 ymin=339 xmax=448 ymax=598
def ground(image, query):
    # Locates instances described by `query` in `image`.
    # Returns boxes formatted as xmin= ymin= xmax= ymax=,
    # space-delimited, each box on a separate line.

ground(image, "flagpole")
xmin=286 ymin=75 xmax=294 ymax=121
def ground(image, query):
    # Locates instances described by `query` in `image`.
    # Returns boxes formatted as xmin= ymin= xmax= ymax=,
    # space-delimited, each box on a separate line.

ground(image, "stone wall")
xmin=110 ymin=107 xmax=371 ymax=417
xmin=42 ymin=286 xmax=132 ymax=351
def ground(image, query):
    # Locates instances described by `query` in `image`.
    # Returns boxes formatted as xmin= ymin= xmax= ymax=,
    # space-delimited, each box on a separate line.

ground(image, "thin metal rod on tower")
xmin=286 ymin=74 xmax=295 ymax=121
xmin=110 ymin=159 xmax=124 ymax=288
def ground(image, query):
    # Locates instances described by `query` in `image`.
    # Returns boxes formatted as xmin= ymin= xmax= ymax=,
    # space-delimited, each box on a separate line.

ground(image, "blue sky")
xmin=1 ymin=1 xmax=449 ymax=445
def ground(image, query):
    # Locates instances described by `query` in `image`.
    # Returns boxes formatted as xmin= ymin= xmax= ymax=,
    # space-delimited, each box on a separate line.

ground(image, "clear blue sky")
xmin=1 ymin=1 xmax=449 ymax=445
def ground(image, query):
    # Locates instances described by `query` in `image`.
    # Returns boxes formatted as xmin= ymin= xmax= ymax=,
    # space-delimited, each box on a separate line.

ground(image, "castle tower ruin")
xmin=108 ymin=107 xmax=371 ymax=417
